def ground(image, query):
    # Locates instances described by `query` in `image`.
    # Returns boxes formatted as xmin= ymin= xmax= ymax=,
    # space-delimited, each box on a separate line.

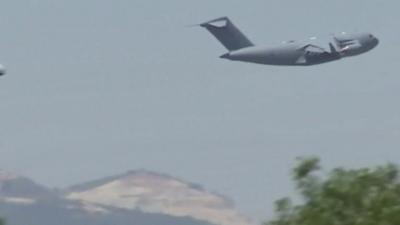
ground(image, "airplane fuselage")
xmin=221 ymin=33 xmax=379 ymax=66
xmin=221 ymin=44 xmax=307 ymax=65
xmin=222 ymin=44 xmax=341 ymax=66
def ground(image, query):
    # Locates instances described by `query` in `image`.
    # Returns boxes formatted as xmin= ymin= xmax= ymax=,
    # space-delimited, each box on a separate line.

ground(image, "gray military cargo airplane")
xmin=199 ymin=17 xmax=379 ymax=66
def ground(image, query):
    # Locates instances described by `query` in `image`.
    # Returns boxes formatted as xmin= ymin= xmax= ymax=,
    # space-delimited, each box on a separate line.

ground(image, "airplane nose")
xmin=373 ymin=38 xmax=379 ymax=48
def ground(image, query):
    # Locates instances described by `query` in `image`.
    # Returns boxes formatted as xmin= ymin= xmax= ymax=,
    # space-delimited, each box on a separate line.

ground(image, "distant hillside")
xmin=0 ymin=171 xmax=53 ymax=198
xmin=66 ymin=170 xmax=251 ymax=225
xmin=0 ymin=169 xmax=252 ymax=225
xmin=0 ymin=200 xmax=214 ymax=225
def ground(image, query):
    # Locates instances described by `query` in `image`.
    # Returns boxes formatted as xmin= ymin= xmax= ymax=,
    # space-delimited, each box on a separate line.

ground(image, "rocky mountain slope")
xmin=0 ymin=170 xmax=252 ymax=225
xmin=65 ymin=170 xmax=251 ymax=225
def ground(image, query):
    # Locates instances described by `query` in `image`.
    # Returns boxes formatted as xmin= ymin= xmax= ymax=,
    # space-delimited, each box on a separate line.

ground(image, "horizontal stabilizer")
xmin=200 ymin=17 xmax=229 ymax=28
xmin=200 ymin=17 xmax=254 ymax=51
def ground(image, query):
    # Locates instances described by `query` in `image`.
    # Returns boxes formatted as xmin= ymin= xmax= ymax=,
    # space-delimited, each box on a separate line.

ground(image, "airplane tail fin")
xmin=200 ymin=17 xmax=254 ymax=51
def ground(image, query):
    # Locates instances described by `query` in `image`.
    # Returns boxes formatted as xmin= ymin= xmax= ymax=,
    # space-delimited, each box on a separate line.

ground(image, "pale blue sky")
xmin=0 ymin=0 xmax=398 ymax=222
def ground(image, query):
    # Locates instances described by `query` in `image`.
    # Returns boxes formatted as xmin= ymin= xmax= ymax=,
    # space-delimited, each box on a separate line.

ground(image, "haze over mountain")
xmin=0 ymin=169 xmax=251 ymax=225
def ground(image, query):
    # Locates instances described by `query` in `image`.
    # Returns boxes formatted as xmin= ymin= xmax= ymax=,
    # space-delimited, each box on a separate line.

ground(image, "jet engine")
xmin=338 ymin=43 xmax=363 ymax=56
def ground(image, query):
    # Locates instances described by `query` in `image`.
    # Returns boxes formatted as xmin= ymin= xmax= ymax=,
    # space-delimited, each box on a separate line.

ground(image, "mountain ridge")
xmin=0 ymin=169 xmax=252 ymax=225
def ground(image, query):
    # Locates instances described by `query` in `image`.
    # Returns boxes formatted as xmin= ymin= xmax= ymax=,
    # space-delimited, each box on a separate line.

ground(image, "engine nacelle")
xmin=338 ymin=43 xmax=363 ymax=57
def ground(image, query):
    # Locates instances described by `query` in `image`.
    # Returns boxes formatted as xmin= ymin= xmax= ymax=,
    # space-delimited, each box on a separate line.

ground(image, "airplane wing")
xmin=301 ymin=44 xmax=327 ymax=53
xmin=295 ymin=35 xmax=344 ymax=64
xmin=294 ymin=34 xmax=341 ymax=53
xmin=296 ymin=43 xmax=338 ymax=64
xmin=297 ymin=44 xmax=329 ymax=54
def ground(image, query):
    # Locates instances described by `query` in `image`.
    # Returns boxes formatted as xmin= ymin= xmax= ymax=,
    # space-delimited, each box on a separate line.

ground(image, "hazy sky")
xmin=0 ymin=0 xmax=399 ymax=222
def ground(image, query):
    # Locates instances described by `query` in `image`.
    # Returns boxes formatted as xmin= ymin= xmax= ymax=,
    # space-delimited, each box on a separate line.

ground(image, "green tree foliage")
xmin=266 ymin=157 xmax=400 ymax=225
xmin=0 ymin=218 xmax=4 ymax=225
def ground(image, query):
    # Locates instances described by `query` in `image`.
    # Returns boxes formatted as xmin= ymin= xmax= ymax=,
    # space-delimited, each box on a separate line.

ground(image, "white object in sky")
xmin=0 ymin=64 xmax=6 ymax=76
